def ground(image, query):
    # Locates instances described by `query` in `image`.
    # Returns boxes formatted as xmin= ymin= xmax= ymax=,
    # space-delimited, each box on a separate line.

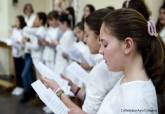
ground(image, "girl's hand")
xmin=51 ymin=40 xmax=59 ymax=46
xmin=61 ymin=74 xmax=73 ymax=86
xmin=40 ymin=77 xmax=60 ymax=92
xmin=68 ymin=108 xmax=85 ymax=114
xmin=78 ymin=63 xmax=93 ymax=71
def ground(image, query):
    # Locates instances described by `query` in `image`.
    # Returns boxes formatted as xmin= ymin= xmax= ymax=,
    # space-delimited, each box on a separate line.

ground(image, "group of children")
xmin=10 ymin=0 xmax=165 ymax=114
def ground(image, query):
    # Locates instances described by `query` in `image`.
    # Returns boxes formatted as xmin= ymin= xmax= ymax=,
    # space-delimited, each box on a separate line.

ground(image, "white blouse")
xmin=54 ymin=29 xmax=75 ymax=74
xmin=72 ymin=41 xmax=90 ymax=56
xmin=82 ymin=60 xmax=122 ymax=114
xmin=11 ymin=28 xmax=24 ymax=58
xmin=42 ymin=27 xmax=63 ymax=62
xmin=23 ymin=26 xmax=47 ymax=62
xmin=24 ymin=14 xmax=36 ymax=27
xmin=97 ymin=77 xmax=158 ymax=114
xmin=56 ymin=29 xmax=75 ymax=52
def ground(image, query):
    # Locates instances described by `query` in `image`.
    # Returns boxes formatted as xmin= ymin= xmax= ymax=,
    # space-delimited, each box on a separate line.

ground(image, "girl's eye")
xmin=85 ymin=34 xmax=88 ymax=38
xmin=103 ymin=42 xmax=108 ymax=48
xmin=104 ymin=44 xmax=108 ymax=48
xmin=99 ymin=38 xmax=108 ymax=48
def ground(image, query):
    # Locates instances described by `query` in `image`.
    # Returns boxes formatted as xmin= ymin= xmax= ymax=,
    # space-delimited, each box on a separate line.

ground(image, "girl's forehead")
xmin=100 ymin=26 xmax=115 ymax=42
xmin=100 ymin=25 xmax=109 ymax=37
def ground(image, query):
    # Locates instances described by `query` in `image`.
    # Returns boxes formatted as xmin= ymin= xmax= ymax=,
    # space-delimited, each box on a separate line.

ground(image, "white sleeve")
xmin=82 ymin=62 xmax=111 ymax=114
xmin=56 ymin=28 xmax=63 ymax=41
xmin=11 ymin=29 xmax=23 ymax=48
xmin=36 ymin=27 xmax=46 ymax=39
xmin=59 ymin=32 xmax=74 ymax=52
xmin=82 ymin=61 xmax=122 ymax=114
xmin=25 ymin=35 xmax=39 ymax=50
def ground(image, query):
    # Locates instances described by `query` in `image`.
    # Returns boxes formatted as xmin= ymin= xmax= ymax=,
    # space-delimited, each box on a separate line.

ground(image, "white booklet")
xmin=65 ymin=62 xmax=89 ymax=85
xmin=31 ymin=80 xmax=69 ymax=114
xmin=33 ymin=61 xmax=70 ymax=95
xmin=66 ymin=48 xmax=84 ymax=63
xmin=67 ymin=48 xmax=95 ymax=66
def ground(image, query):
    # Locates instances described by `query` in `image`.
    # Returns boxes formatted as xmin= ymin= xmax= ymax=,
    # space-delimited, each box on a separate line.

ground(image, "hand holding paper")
xmin=65 ymin=62 xmax=89 ymax=86
xmin=41 ymin=77 xmax=60 ymax=92
xmin=31 ymin=80 xmax=69 ymax=114
xmin=33 ymin=61 xmax=71 ymax=95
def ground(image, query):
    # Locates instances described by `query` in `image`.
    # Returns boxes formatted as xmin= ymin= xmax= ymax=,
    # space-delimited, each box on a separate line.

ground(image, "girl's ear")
xmin=123 ymin=37 xmax=135 ymax=55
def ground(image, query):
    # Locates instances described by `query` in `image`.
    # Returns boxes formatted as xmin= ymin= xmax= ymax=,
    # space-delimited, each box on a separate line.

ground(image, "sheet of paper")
xmin=65 ymin=62 xmax=89 ymax=85
xmin=67 ymin=48 xmax=83 ymax=63
xmin=66 ymin=47 xmax=95 ymax=66
xmin=81 ymin=53 xmax=95 ymax=66
xmin=33 ymin=61 xmax=70 ymax=94
xmin=31 ymin=80 xmax=69 ymax=114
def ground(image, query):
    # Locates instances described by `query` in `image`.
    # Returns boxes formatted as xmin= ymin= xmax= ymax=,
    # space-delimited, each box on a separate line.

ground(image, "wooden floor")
xmin=0 ymin=89 xmax=46 ymax=114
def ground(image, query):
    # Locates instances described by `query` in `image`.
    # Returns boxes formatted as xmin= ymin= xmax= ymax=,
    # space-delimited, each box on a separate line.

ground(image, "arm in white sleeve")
xmin=82 ymin=61 xmax=122 ymax=114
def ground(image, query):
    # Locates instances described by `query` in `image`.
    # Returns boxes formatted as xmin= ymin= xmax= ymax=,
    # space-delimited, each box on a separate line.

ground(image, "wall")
xmin=76 ymin=0 xmax=164 ymax=22
xmin=0 ymin=0 xmax=9 ymax=37
xmin=0 ymin=0 xmax=53 ymax=75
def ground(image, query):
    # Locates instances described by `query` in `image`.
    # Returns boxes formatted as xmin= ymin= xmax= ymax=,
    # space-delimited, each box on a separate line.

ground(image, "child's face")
xmin=83 ymin=6 xmax=90 ymax=18
xmin=159 ymin=8 xmax=165 ymax=25
xmin=24 ymin=6 xmax=33 ymax=16
xmin=33 ymin=16 xmax=42 ymax=27
xmin=15 ymin=18 xmax=20 ymax=28
xmin=48 ymin=18 xmax=58 ymax=27
xmin=99 ymin=23 xmax=125 ymax=72
xmin=74 ymin=27 xmax=84 ymax=41
xmin=84 ymin=23 xmax=100 ymax=54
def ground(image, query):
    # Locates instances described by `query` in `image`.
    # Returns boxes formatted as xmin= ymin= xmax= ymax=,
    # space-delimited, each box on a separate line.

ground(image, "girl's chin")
xmin=106 ymin=64 xmax=121 ymax=72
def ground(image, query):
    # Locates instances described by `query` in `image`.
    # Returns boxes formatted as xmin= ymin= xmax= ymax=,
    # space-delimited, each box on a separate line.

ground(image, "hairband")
xmin=147 ymin=20 xmax=158 ymax=37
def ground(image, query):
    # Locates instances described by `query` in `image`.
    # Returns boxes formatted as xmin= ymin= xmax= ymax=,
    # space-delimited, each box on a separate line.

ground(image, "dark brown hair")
xmin=23 ymin=3 xmax=34 ymax=14
xmin=75 ymin=22 xmax=84 ymax=31
xmin=81 ymin=4 xmax=95 ymax=22
xmin=66 ymin=6 xmax=75 ymax=29
xmin=103 ymin=8 xmax=165 ymax=94
xmin=85 ymin=4 xmax=95 ymax=14
xmin=122 ymin=0 xmax=150 ymax=20
xmin=85 ymin=8 xmax=115 ymax=36
xmin=16 ymin=15 xmax=26 ymax=29
xmin=37 ymin=12 xmax=47 ymax=26
xmin=59 ymin=12 xmax=71 ymax=28
xmin=47 ymin=10 xmax=59 ymax=20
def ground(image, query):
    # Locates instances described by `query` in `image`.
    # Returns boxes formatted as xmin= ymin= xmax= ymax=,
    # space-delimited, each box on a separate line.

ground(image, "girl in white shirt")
xmin=23 ymin=3 xmax=36 ymax=27
xmin=41 ymin=8 xmax=122 ymax=114
xmin=20 ymin=12 xmax=47 ymax=103
xmin=62 ymin=22 xmax=92 ymax=69
xmin=43 ymin=8 xmax=165 ymax=114
xmin=54 ymin=12 xmax=75 ymax=75
xmin=11 ymin=15 xmax=26 ymax=90
xmin=42 ymin=10 xmax=63 ymax=70
xmin=97 ymin=8 xmax=165 ymax=114
xmin=24 ymin=12 xmax=47 ymax=62
xmin=67 ymin=8 xmax=121 ymax=113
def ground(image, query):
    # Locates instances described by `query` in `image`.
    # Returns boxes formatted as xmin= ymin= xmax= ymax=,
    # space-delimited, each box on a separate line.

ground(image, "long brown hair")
xmin=122 ymin=0 xmax=150 ymax=20
xmin=85 ymin=8 xmax=115 ymax=36
xmin=103 ymin=8 xmax=165 ymax=94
